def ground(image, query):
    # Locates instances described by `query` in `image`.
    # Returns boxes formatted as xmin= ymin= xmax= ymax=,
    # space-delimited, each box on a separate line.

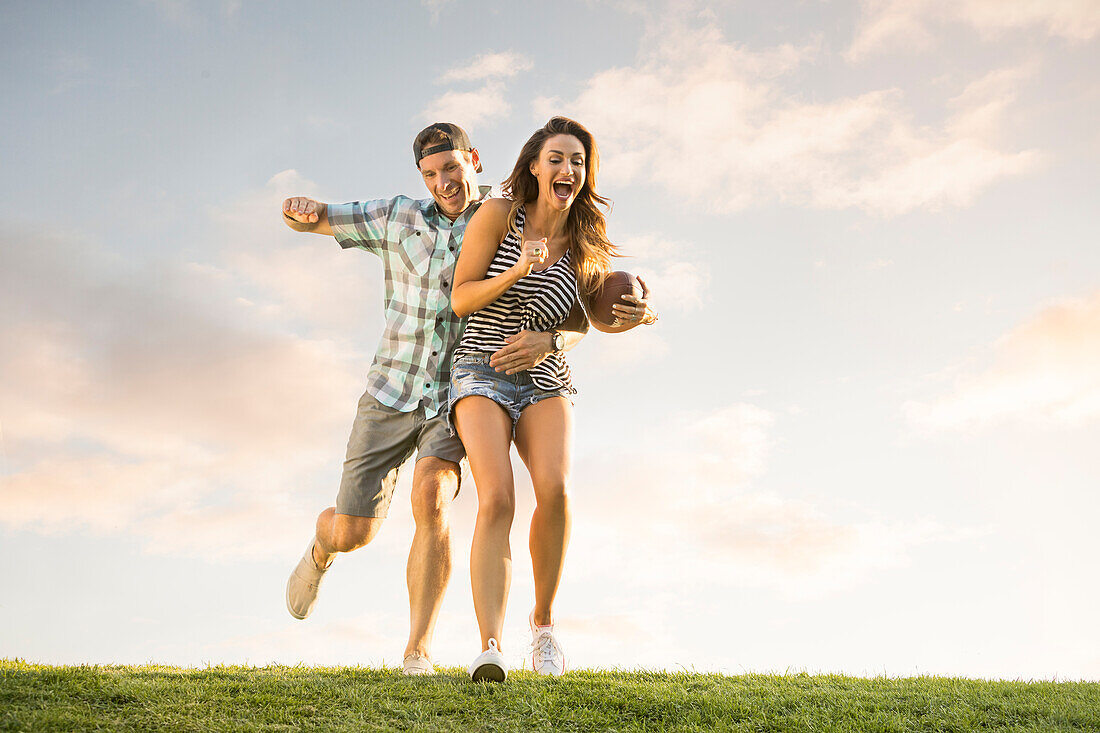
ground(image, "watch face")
xmin=553 ymin=333 xmax=564 ymax=351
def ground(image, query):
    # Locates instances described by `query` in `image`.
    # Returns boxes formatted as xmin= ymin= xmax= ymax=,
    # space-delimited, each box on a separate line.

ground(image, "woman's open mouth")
xmin=552 ymin=181 xmax=573 ymax=202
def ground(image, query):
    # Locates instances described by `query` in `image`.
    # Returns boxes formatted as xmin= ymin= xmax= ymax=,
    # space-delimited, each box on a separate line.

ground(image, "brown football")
xmin=589 ymin=271 xmax=644 ymax=332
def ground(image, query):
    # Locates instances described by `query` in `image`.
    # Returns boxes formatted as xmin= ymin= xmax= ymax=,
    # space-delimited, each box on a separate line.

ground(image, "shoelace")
xmin=531 ymin=631 xmax=562 ymax=666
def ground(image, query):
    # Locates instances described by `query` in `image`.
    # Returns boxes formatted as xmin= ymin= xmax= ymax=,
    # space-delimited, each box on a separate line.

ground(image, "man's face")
xmin=418 ymin=148 xmax=481 ymax=220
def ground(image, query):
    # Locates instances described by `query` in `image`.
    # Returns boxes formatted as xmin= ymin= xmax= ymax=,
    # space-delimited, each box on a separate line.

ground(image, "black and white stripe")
xmin=454 ymin=205 xmax=577 ymax=394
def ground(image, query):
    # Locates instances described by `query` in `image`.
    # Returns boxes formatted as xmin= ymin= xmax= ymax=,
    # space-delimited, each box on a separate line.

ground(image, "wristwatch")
xmin=549 ymin=329 xmax=565 ymax=353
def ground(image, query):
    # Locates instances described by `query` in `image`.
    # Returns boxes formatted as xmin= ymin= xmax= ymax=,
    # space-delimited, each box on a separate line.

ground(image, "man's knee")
xmin=331 ymin=514 xmax=383 ymax=552
xmin=410 ymin=457 xmax=459 ymax=527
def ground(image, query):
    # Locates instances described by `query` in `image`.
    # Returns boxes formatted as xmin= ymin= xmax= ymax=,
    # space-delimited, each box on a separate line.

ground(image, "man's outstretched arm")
xmin=283 ymin=196 xmax=333 ymax=237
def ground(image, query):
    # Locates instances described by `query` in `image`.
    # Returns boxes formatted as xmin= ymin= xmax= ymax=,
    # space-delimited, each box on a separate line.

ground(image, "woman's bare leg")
xmin=454 ymin=396 xmax=516 ymax=651
xmin=514 ymin=396 xmax=573 ymax=627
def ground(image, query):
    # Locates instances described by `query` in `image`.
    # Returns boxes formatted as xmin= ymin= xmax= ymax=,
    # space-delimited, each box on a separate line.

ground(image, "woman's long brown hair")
xmin=500 ymin=116 xmax=621 ymax=294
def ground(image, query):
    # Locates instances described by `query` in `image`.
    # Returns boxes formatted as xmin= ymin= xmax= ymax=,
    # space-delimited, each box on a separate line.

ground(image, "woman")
xmin=449 ymin=117 xmax=656 ymax=681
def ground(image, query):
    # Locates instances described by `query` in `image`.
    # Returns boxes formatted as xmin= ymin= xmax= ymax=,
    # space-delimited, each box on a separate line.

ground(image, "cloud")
xmin=539 ymin=20 xmax=1038 ymax=216
xmin=0 ymin=173 xmax=377 ymax=557
xmin=440 ymin=51 xmax=533 ymax=83
xmin=212 ymin=169 xmax=389 ymax=339
xmin=0 ymin=243 xmax=357 ymax=461
xmin=904 ymin=291 xmax=1100 ymax=431
xmin=616 ymin=234 xmax=710 ymax=312
xmin=420 ymin=83 xmax=510 ymax=129
xmin=848 ymin=0 xmax=1100 ymax=61
xmin=421 ymin=0 xmax=454 ymax=23
xmin=423 ymin=50 xmax=533 ymax=128
xmin=0 ymin=456 xmax=186 ymax=533
xmin=143 ymin=0 xmax=196 ymax=26
xmin=568 ymin=401 xmax=963 ymax=597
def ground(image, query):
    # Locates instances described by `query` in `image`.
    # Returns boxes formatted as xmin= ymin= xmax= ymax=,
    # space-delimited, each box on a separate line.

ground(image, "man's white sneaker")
xmin=285 ymin=538 xmax=331 ymax=620
xmin=468 ymin=638 xmax=508 ymax=682
xmin=529 ymin=610 xmax=566 ymax=676
xmin=402 ymin=652 xmax=435 ymax=676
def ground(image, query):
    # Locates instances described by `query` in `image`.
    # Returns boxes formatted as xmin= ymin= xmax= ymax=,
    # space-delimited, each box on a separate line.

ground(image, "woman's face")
xmin=529 ymin=134 xmax=586 ymax=212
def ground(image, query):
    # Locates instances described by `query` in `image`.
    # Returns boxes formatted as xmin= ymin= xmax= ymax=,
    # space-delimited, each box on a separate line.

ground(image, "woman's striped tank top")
xmin=454 ymin=204 xmax=577 ymax=394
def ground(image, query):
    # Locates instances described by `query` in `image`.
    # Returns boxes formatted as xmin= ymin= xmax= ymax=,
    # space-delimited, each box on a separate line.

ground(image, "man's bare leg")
xmin=404 ymin=456 xmax=459 ymax=659
xmin=287 ymin=509 xmax=384 ymax=621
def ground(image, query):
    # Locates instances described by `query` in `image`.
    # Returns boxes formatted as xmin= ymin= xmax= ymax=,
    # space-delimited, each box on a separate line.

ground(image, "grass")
xmin=1 ymin=659 xmax=1097 ymax=732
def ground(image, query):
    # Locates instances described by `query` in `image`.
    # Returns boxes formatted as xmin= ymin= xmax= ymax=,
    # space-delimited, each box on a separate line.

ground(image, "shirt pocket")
xmin=395 ymin=228 xmax=435 ymax=279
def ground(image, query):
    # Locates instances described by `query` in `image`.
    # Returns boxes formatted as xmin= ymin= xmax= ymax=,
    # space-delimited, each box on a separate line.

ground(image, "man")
xmin=280 ymin=123 xmax=590 ymax=676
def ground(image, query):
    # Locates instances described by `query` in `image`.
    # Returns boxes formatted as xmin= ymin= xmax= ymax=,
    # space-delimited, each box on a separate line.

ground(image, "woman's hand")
xmin=512 ymin=238 xmax=549 ymax=277
xmin=610 ymin=275 xmax=658 ymax=327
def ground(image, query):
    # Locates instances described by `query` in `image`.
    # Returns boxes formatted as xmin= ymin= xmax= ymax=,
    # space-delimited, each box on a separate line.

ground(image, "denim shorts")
xmin=448 ymin=353 xmax=573 ymax=437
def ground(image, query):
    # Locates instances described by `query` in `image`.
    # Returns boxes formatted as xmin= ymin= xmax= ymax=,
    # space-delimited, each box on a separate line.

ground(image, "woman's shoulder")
xmin=465 ymin=197 xmax=513 ymax=242
xmin=473 ymin=196 xmax=514 ymax=221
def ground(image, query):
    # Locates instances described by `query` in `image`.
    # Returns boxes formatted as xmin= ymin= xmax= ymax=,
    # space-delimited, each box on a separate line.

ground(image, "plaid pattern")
xmin=328 ymin=185 xmax=491 ymax=418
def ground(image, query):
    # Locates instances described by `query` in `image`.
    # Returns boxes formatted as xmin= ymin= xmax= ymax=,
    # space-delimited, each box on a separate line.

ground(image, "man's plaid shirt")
xmin=328 ymin=185 xmax=491 ymax=418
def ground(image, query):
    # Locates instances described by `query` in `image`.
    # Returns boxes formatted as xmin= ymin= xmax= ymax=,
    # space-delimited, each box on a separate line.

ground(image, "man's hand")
xmin=489 ymin=330 xmax=554 ymax=375
xmin=283 ymin=197 xmax=323 ymax=224
xmin=282 ymin=197 xmax=331 ymax=234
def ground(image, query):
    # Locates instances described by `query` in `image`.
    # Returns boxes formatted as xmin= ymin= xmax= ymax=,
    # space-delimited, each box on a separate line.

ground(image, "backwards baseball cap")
xmin=413 ymin=122 xmax=483 ymax=173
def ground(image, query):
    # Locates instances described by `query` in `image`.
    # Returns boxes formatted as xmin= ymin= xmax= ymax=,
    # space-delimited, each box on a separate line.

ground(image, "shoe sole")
xmin=470 ymin=662 xmax=506 ymax=682
xmin=403 ymin=668 xmax=435 ymax=676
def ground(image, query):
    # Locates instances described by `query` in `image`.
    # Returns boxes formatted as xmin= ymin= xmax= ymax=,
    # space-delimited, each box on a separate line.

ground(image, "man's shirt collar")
xmin=424 ymin=185 xmax=494 ymax=221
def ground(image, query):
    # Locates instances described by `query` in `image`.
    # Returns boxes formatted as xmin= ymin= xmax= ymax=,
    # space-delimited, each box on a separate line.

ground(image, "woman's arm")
xmin=451 ymin=199 xmax=546 ymax=317
xmin=560 ymin=296 xmax=589 ymax=347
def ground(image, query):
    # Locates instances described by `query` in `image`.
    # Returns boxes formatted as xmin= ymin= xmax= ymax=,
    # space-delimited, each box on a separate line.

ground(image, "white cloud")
xmin=420 ymin=82 xmax=509 ymax=128
xmin=569 ymin=401 xmax=963 ymax=598
xmin=904 ymin=291 xmax=1100 ymax=431
xmin=615 ymin=234 xmax=710 ymax=312
xmin=0 ymin=457 xmax=186 ymax=533
xmin=423 ymin=50 xmax=532 ymax=128
xmin=440 ymin=51 xmax=532 ymax=83
xmin=213 ymin=169 xmax=388 ymax=339
xmin=540 ymin=21 xmax=1038 ymax=216
xmin=848 ymin=0 xmax=1100 ymax=60
xmin=679 ymin=403 xmax=775 ymax=482
xmin=421 ymin=0 xmax=453 ymax=23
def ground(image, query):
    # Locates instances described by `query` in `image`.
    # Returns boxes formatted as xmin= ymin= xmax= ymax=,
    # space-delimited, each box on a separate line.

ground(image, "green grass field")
xmin=2 ymin=659 xmax=1097 ymax=732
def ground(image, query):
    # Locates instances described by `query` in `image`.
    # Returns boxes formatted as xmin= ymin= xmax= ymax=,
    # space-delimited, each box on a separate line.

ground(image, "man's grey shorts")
xmin=336 ymin=389 xmax=467 ymax=518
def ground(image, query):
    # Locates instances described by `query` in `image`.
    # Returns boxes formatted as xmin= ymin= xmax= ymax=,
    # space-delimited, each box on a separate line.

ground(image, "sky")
xmin=2 ymin=0 xmax=1099 ymax=680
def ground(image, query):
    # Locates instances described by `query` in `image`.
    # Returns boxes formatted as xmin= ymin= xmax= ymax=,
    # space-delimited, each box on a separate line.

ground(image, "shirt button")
xmin=442 ymin=280 xmax=448 ymax=287
xmin=432 ymin=351 xmax=437 ymax=356
xmin=449 ymin=246 xmax=455 ymax=251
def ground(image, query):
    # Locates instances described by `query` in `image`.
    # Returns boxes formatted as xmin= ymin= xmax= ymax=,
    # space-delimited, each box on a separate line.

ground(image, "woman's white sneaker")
xmin=529 ymin=610 xmax=566 ymax=676
xmin=468 ymin=638 xmax=508 ymax=682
